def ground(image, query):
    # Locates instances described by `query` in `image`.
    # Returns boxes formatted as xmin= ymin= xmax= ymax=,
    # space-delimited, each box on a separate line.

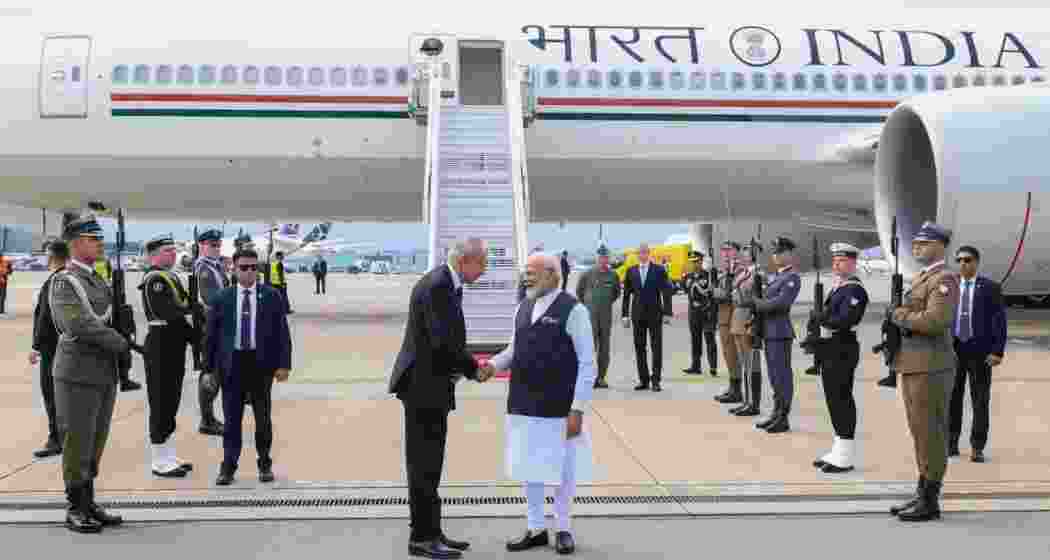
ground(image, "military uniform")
xmin=575 ymin=245 xmax=621 ymax=387
xmin=729 ymin=246 xmax=765 ymax=417
xmin=138 ymin=234 xmax=197 ymax=478
xmin=49 ymin=216 xmax=128 ymax=533
xmin=94 ymin=257 xmax=141 ymax=392
xmin=750 ymin=237 xmax=801 ymax=433
xmin=811 ymin=243 xmax=869 ymax=473
xmin=890 ymin=222 xmax=959 ymax=522
xmin=194 ymin=228 xmax=228 ymax=435
xmin=713 ymin=242 xmax=742 ymax=403
xmin=682 ymin=252 xmax=718 ymax=376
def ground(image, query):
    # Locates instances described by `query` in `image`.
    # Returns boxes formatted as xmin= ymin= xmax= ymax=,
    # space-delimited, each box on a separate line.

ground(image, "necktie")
xmin=959 ymin=280 xmax=972 ymax=342
xmin=241 ymin=289 xmax=252 ymax=350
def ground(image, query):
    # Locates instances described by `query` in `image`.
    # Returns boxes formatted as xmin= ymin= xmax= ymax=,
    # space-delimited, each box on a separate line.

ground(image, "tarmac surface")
xmin=2 ymin=269 xmax=1049 ymax=531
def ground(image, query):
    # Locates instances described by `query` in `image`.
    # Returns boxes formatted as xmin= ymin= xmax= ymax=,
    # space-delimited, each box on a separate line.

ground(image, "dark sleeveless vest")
xmin=507 ymin=291 xmax=580 ymax=418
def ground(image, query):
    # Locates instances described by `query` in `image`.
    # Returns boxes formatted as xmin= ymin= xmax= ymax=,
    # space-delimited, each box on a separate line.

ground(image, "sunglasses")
xmin=955 ymin=257 xmax=974 ymax=263
xmin=238 ymin=264 xmax=258 ymax=271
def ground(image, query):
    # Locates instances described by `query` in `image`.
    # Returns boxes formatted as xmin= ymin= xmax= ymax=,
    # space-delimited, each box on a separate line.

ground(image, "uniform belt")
xmin=822 ymin=330 xmax=857 ymax=340
xmin=148 ymin=320 xmax=168 ymax=327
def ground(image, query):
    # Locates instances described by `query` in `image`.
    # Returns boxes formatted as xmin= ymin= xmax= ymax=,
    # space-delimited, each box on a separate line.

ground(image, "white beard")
xmin=525 ymin=285 xmax=553 ymax=300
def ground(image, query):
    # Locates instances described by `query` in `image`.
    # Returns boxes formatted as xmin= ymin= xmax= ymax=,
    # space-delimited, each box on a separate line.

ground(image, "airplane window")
xmin=813 ymin=73 xmax=827 ymax=90
xmin=873 ymin=73 xmax=888 ymax=92
xmin=608 ymin=70 xmax=623 ymax=88
xmin=373 ymin=67 xmax=389 ymax=86
xmin=156 ymin=65 xmax=173 ymax=84
xmin=628 ymin=70 xmax=643 ymax=89
xmin=112 ymin=65 xmax=128 ymax=83
xmin=912 ymin=74 xmax=928 ymax=91
xmin=199 ymin=65 xmax=216 ymax=85
xmin=265 ymin=66 xmax=282 ymax=86
xmin=952 ymin=74 xmax=967 ymax=88
xmin=545 ymin=68 xmax=560 ymax=87
xmin=351 ymin=65 xmax=368 ymax=87
xmin=71 ymin=66 xmax=81 ymax=82
xmin=933 ymin=75 xmax=947 ymax=90
xmin=792 ymin=73 xmax=807 ymax=90
xmin=648 ymin=70 xmax=664 ymax=89
xmin=852 ymin=73 xmax=867 ymax=92
xmin=133 ymin=65 xmax=150 ymax=84
xmin=1012 ymin=75 xmax=1026 ymax=85
xmin=566 ymin=68 xmax=581 ymax=88
xmin=689 ymin=71 xmax=706 ymax=90
xmin=177 ymin=65 xmax=194 ymax=84
xmin=752 ymin=72 xmax=767 ymax=90
xmin=395 ymin=66 xmax=410 ymax=86
xmin=243 ymin=65 xmax=260 ymax=84
xmin=669 ymin=70 xmax=684 ymax=90
xmin=731 ymin=72 xmax=746 ymax=90
xmin=331 ymin=67 xmax=347 ymax=87
xmin=892 ymin=73 xmax=907 ymax=92
xmin=287 ymin=66 xmax=304 ymax=86
xmin=772 ymin=72 xmax=787 ymax=91
xmin=309 ymin=67 xmax=325 ymax=86
xmin=711 ymin=71 xmax=726 ymax=90
xmin=220 ymin=65 xmax=237 ymax=84
xmin=832 ymin=72 xmax=847 ymax=92
xmin=993 ymin=74 xmax=1006 ymax=86
xmin=587 ymin=69 xmax=602 ymax=89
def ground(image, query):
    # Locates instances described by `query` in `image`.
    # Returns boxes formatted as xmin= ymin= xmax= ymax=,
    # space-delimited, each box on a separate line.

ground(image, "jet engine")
xmin=874 ymin=84 xmax=1050 ymax=303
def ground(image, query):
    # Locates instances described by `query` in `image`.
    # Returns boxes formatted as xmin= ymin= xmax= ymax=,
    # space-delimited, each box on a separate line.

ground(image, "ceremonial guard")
xmin=748 ymin=237 xmax=800 ymax=433
xmin=575 ymin=244 xmax=620 ymax=388
xmin=729 ymin=242 xmax=763 ymax=416
xmin=138 ymin=233 xmax=199 ymax=478
xmin=29 ymin=240 xmax=70 ymax=459
xmin=888 ymin=222 xmax=958 ymax=522
xmin=193 ymin=228 xmax=228 ymax=436
xmin=682 ymin=251 xmax=718 ymax=376
xmin=811 ymin=243 xmax=869 ymax=473
xmin=713 ymin=242 xmax=742 ymax=403
xmin=49 ymin=216 xmax=128 ymax=533
xmin=488 ymin=253 xmax=596 ymax=555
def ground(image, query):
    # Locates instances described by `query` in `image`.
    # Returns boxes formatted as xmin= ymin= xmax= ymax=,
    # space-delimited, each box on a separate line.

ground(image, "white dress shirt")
xmin=234 ymin=283 xmax=257 ymax=350
xmin=638 ymin=263 xmax=649 ymax=286
xmin=956 ymin=275 xmax=977 ymax=337
xmin=447 ymin=263 xmax=462 ymax=292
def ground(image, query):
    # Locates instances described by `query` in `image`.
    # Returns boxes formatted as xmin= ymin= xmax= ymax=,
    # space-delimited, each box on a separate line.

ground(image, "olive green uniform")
xmin=576 ymin=265 xmax=621 ymax=384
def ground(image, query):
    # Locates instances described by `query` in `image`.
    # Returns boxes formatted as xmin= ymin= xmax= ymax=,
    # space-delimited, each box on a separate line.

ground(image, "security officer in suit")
xmin=713 ymin=242 xmax=742 ymax=403
xmin=575 ymin=244 xmax=620 ymax=388
xmin=194 ymin=228 xmax=228 ymax=436
xmin=682 ymin=251 xmax=718 ymax=376
xmin=49 ymin=215 xmax=129 ymax=533
xmin=138 ymin=233 xmax=199 ymax=478
xmin=811 ymin=243 xmax=869 ymax=473
xmin=888 ymin=222 xmax=959 ymax=522
xmin=729 ymin=242 xmax=764 ymax=416
xmin=747 ymin=237 xmax=801 ymax=433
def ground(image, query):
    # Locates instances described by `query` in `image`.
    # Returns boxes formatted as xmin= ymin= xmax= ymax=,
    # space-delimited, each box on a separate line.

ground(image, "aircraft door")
xmin=39 ymin=35 xmax=92 ymax=118
xmin=410 ymin=33 xmax=458 ymax=107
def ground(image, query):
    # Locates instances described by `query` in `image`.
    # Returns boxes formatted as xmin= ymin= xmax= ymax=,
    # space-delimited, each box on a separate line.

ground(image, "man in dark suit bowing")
xmin=389 ymin=237 xmax=494 ymax=559
xmin=621 ymin=243 xmax=673 ymax=392
xmin=206 ymin=247 xmax=292 ymax=486
xmin=949 ymin=245 xmax=1007 ymax=463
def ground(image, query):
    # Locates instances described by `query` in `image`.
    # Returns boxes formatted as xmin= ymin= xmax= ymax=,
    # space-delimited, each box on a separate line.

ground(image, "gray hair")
xmin=527 ymin=252 xmax=562 ymax=284
xmin=448 ymin=237 xmax=487 ymax=261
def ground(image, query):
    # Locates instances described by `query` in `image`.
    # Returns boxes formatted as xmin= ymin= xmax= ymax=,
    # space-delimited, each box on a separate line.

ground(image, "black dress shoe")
xmin=876 ymin=373 xmax=897 ymax=388
xmin=651 ymin=382 xmax=662 ymax=392
xmin=66 ymin=508 xmax=103 ymax=533
xmin=215 ymin=471 xmax=235 ymax=486
xmin=813 ymin=459 xmax=827 ymax=469
xmin=120 ymin=379 xmax=142 ymax=392
xmin=507 ymin=529 xmax=549 ymax=551
xmin=972 ymin=450 xmax=986 ymax=463
xmin=199 ymin=421 xmax=224 ymax=436
xmin=33 ymin=440 xmax=62 ymax=458
xmin=439 ymin=534 xmax=470 ymax=550
xmin=259 ymin=467 xmax=275 ymax=483
xmin=555 ymin=531 xmax=576 ymax=554
xmin=152 ymin=465 xmax=188 ymax=478
xmin=88 ymin=503 xmax=123 ymax=527
xmin=409 ymin=539 xmax=462 ymax=559
xmin=948 ymin=443 xmax=960 ymax=457
xmin=709 ymin=369 xmax=718 ymax=377
xmin=633 ymin=383 xmax=649 ymax=391
xmin=593 ymin=380 xmax=609 ymax=389
xmin=683 ymin=366 xmax=700 ymax=374
xmin=820 ymin=463 xmax=855 ymax=474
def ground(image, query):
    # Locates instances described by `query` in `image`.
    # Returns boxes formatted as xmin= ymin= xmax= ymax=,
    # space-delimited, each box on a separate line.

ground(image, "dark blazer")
xmin=312 ymin=260 xmax=327 ymax=276
xmin=754 ymin=269 xmax=802 ymax=340
xmin=389 ymin=265 xmax=479 ymax=410
xmin=32 ymin=271 xmax=61 ymax=353
xmin=621 ymin=263 xmax=672 ymax=321
xmin=205 ymin=283 xmax=292 ymax=376
xmin=953 ymin=275 xmax=1007 ymax=357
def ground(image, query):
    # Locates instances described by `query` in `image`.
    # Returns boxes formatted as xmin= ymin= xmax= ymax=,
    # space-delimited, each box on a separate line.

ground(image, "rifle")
xmin=188 ymin=226 xmax=203 ymax=371
xmin=872 ymin=216 xmax=904 ymax=388
xmin=802 ymin=236 xmax=823 ymax=374
xmin=708 ymin=245 xmax=718 ymax=288
xmin=749 ymin=226 xmax=764 ymax=350
xmin=111 ymin=209 xmax=142 ymax=354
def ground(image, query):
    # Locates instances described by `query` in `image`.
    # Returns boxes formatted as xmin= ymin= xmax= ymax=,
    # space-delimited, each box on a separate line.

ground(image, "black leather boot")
xmin=765 ymin=400 xmax=790 ymax=433
xmin=890 ymin=476 xmax=925 ymax=515
xmin=756 ymin=397 xmax=781 ymax=429
xmin=65 ymin=484 xmax=102 ymax=534
xmin=86 ymin=480 xmax=123 ymax=526
xmin=898 ymin=480 xmax=942 ymax=521
xmin=715 ymin=379 xmax=743 ymax=403
xmin=733 ymin=370 xmax=761 ymax=416
xmin=198 ymin=376 xmax=224 ymax=436
xmin=877 ymin=372 xmax=897 ymax=388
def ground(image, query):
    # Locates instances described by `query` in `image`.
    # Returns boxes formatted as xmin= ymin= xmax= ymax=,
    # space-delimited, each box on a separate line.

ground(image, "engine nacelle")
xmin=874 ymin=84 xmax=1050 ymax=297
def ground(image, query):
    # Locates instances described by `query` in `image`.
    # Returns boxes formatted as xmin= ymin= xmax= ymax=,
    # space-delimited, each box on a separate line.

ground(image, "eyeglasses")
xmin=238 ymin=264 xmax=258 ymax=271
xmin=955 ymin=257 xmax=974 ymax=263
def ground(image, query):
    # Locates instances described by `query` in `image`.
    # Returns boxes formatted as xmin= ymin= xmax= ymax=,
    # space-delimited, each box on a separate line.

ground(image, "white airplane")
xmin=174 ymin=221 xmax=339 ymax=268
xmin=858 ymin=246 xmax=892 ymax=276
xmin=0 ymin=9 xmax=1049 ymax=302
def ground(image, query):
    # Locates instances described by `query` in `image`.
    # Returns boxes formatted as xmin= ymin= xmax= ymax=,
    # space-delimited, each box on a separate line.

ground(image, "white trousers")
xmin=524 ymin=438 xmax=577 ymax=532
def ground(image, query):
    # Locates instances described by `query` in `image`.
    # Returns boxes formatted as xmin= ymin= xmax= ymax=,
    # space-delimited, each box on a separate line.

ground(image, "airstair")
xmin=411 ymin=37 xmax=536 ymax=351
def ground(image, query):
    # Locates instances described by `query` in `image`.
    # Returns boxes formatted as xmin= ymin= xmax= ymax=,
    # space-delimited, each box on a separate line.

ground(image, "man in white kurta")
xmin=486 ymin=253 xmax=596 ymax=555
